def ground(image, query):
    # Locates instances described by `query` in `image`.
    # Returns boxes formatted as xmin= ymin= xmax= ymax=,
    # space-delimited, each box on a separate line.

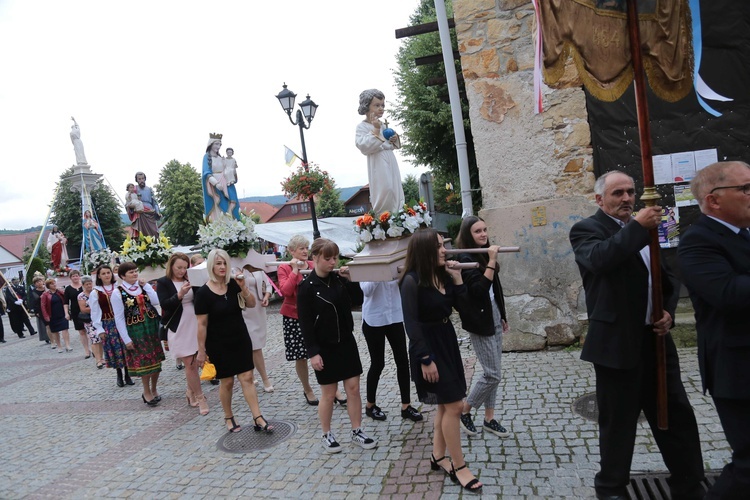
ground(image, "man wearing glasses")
xmin=678 ymin=161 xmax=750 ymax=499
xmin=570 ymin=170 xmax=705 ymax=500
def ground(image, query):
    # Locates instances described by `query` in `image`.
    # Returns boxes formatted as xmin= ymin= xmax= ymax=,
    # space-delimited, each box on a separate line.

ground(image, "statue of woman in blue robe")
xmin=82 ymin=210 xmax=106 ymax=252
xmin=202 ymin=134 xmax=240 ymax=221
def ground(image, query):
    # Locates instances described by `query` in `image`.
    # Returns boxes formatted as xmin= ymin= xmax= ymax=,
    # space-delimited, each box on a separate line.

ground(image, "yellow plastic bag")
xmin=200 ymin=361 xmax=216 ymax=381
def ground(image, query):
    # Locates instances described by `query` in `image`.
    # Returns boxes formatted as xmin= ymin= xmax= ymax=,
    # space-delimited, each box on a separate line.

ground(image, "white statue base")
xmin=138 ymin=266 xmax=167 ymax=282
xmin=346 ymin=236 xmax=411 ymax=282
xmin=187 ymin=249 xmax=269 ymax=287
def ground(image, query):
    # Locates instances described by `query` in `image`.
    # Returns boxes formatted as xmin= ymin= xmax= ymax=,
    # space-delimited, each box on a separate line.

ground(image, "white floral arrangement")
xmin=82 ymin=248 xmax=118 ymax=274
xmin=354 ymin=201 xmax=433 ymax=243
xmin=197 ymin=213 xmax=259 ymax=257
xmin=120 ymin=233 xmax=174 ymax=270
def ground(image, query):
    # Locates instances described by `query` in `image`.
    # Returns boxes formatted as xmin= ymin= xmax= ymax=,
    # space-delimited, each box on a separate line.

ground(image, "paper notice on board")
xmin=694 ymin=148 xmax=719 ymax=170
xmin=653 ymin=154 xmax=672 ymax=185
xmin=672 ymin=152 xmax=696 ymax=182
xmin=674 ymin=184 xmax=698 ymax=207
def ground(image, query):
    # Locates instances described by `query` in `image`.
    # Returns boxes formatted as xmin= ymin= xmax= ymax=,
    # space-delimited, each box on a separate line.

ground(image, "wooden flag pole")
xmin=626 ymin=0 xmax=668 ymax=430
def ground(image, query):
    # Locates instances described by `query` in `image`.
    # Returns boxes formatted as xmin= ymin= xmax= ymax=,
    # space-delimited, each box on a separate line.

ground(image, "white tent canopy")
xmin=253 ymin=217 xmax=360 ymax=255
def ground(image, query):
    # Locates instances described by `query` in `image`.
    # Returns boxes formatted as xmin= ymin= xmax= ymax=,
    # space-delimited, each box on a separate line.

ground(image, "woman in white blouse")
xmin=112 ymin=262 xmax=165 ymax=406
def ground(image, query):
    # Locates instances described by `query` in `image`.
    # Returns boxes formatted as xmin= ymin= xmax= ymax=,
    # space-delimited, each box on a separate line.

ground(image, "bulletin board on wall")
xmin=584 ymin=0 xmax=750 ymax=281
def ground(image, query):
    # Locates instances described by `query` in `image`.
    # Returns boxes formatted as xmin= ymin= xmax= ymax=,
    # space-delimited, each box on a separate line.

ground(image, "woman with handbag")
xmin=156 ymin=253 xmax=208 ymax=415
xmin=195 ymin=249 xmax=273 ymax=434
xmin=241 ymin=264 xmax=274 ymax=393
xmin=77 ymin=276 xmax=105 ymax=368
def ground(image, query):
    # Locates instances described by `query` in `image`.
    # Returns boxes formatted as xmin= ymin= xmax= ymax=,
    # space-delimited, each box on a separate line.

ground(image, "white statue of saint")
xmin=70 ymin=116 xmax=88 ymax=165
xmin=355 ymin=89 xmax=405 ymax=214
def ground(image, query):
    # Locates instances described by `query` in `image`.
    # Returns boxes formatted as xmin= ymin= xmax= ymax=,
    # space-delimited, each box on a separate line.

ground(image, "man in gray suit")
xmin=570 ymin=170 xmax=704 ymax=500
xmin=678 ymin=161 xmax=750 ymax=499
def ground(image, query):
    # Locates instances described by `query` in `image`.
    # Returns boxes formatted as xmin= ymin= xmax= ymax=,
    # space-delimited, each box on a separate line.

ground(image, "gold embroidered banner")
xmin=538 ymin=0 xmax=693 ymax=102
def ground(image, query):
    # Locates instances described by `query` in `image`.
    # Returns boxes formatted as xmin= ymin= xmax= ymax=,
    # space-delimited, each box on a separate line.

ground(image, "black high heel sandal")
xmin=430 ymin=454 xmax=458 ymax=482
xmin=334 ymin=396 xmax=347 ymax=407
xmin=224 ymin=416 xmax=241 ymax=433
xmin=253 ymin=415 xmax=274 ymax=433
xmin=451 ymin=464 xmax=482 ymax=493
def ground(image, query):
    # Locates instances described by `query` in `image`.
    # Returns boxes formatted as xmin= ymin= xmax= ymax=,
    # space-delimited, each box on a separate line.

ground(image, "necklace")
xmin=320 ymin=274 xmax=332 ymax=288
xmin=103 ymin=284 xmax=115 ymax=295
xmin=125 ymin=283 xmax=139 ymax=292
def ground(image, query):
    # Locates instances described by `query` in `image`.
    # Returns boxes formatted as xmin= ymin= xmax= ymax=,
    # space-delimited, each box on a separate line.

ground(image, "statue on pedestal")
xmin=70 ymin=117 xmax=88 ymax=166
xmin=355 ymin=89 xmax=405 ymax=214
xmin=82 ymin=210 xmax=106 ymax=252
xmin=202 ymin=133 xmax=240 ymax=221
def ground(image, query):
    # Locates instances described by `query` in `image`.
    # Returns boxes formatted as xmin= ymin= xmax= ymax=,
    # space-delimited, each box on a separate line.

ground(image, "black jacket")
xmin=297 ymin=270 xmax=363 ymax=358
xmin=570 ymin=209 xmax=678 ymax=370
xmin=456 ymin=252 xmax=507 ymax=335
xmin=678 ymin=214 xmax=750 ymax=399
xmin=155 ymin=276 xmax=186 ymax=332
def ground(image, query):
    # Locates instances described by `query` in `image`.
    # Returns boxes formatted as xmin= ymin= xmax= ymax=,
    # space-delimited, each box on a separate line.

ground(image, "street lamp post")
xmin=275 ymin=83 xmax=321 ymax=240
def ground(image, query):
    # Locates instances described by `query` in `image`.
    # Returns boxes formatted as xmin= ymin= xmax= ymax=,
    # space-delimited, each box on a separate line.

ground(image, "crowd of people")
xmin=3 ymin=160 xmax=747 ymax=498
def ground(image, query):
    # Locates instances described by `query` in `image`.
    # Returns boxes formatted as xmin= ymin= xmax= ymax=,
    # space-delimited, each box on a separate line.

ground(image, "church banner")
xmin=537 ymin=0 xmax=693 ymax=102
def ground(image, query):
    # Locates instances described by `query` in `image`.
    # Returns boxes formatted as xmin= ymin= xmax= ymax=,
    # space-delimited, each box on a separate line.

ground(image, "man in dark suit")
xmin=570 ymin=170 xmax=704 ymax=500
xmin=678 ymin=161 xmax=750 ymax=499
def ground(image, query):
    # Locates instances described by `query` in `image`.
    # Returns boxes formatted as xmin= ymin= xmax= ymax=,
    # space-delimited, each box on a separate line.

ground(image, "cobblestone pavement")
xmin=0 ymin=308 xmax=731 ymax=499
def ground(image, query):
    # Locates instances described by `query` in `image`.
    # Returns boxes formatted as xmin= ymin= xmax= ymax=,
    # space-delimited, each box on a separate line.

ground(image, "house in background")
xmin=265 ymin=197 xmax=315 ymax=223
xmin=239 ymin=201 xmax=278 ymax=223
xmin=343 ymin=185 xmax=371 ymax=217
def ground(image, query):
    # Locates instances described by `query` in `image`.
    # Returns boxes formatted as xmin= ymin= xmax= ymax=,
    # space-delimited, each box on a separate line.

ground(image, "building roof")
xmin=344 ymin=184 xmax=370 ymax=205
xmin=239 ymin=202 xmax=278 ymax=223
xmin=0 ymin=244 xmax=22 ymax=267
xmin=0 ymin=231 xmax=48 ymax=261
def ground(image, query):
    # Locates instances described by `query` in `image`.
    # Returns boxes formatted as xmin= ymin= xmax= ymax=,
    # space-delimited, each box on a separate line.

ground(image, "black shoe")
xmin=18 ymin=335 xmax=26 ymax=339
xmin=365 ymin=405 xmax=387 ymax=421
xmin=0 ymin=340 xmax=6 ymax=343
xmin=401 ymin=405 xmax=424 ymax=422
xmin=30 ymin=331 xmax=37 ymax=336
xmin=124 ymin=376 xmax=135 ymax=386
xmin=334 ymin=396 xmax=347 ymax=407
xmin=116 ymin=377 xmax=125 ymax=388
xmin=142 ymin=394 xmax=158 ymax=407
xmin=304 ymin=391 xmax=319 ymax=406
xmin=153 ymin=395 xmax=162 ymax=402
xmin=595 ymin=494 xmax=627 ymax=500
xmin=45 ymin=340 xmax=50 ymax=344
xmin=483 ymin=419 xmax=510 ymax=437
xmin=210 ymin=378 xmax=220 ymax=385
xmin=460 ymin=412 xmax=478 ymax=436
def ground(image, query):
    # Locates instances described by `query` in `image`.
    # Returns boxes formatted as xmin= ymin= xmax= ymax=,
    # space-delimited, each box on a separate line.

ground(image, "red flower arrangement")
xmin=280 ymin=163 xmax=333 ymax=200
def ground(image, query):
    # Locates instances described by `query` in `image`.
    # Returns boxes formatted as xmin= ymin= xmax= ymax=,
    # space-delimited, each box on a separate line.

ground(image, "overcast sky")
xmin=0 ymin=0 xmax=427 ymax=230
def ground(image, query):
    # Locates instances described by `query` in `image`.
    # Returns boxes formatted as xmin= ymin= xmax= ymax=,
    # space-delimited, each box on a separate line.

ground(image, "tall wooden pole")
xmin=626 ymin=0 xmax=668 ymax=430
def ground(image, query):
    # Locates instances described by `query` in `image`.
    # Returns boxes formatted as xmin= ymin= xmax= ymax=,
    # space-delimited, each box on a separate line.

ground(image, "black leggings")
xmin=362 ymin=320 xmax=411 ymax=405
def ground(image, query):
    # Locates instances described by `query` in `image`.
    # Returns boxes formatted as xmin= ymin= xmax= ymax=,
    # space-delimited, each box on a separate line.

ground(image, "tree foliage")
xmin=392 ymin=0 xmax=480 ymax=214
xmin=23 ymin=238 xmax=51 ymax=269
xmin=402 ymin=174 xmax=420 ymax=205
xmin=317 ymin=177 xmax=346 ymax=218
xmin=154 ymin=159 xmax=204 ymax=245
xmin=49 ymin=167 xmax=125 ymax=259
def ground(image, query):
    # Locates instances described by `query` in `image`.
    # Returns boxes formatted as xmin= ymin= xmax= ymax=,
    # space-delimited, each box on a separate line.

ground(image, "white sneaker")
xmin=351 ymin=428 xmax=377 ymax=450
xmin=322 ymin=431 xmax=342 ymax=454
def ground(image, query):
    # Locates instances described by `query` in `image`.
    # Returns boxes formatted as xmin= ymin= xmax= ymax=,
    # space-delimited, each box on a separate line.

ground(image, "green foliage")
xmin=392 ymin=0 xmax=481 ymax=213
xmin=26 ymin=257 xmax=46 ymax=285
xmin=446 ymin=217 xmax=462 ymax=243
xmin=317 ymin=177 xmax=346 ymax=218
xmin=23 ymin=237 xmax=50 ymax=268
xmin=402 ymin=174 xmax=420 ymax=205
xmin=154 ymin=160 xmax=204 ymax=245
xmin=50 ymin=167 xmax=125 ymax=258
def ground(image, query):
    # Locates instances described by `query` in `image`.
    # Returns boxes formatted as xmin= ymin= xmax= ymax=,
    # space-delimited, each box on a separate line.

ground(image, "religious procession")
xmin=1 ymin=0 xmax=748 ymax=499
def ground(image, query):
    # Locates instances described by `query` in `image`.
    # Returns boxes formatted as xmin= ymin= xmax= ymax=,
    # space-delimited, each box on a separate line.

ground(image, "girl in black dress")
xmin=399 ymin=229 xmax=482 ymax=493
xmin=195 ymin=249 xmax=273 ymax=434
xmin=297 ymin=238 xmax=377 ymax=453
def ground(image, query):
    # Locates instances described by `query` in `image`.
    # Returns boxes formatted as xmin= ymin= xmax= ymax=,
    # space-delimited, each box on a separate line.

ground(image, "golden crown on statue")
xmin=209 ymin=132 xmax=223 ymax=140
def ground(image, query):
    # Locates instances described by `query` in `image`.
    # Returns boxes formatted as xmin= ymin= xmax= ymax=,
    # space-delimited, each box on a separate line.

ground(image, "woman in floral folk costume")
xmin=112 ymin=262 xmax=165 ymax=406
xmin=91 ymin=265 xmax=134 ymax=387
